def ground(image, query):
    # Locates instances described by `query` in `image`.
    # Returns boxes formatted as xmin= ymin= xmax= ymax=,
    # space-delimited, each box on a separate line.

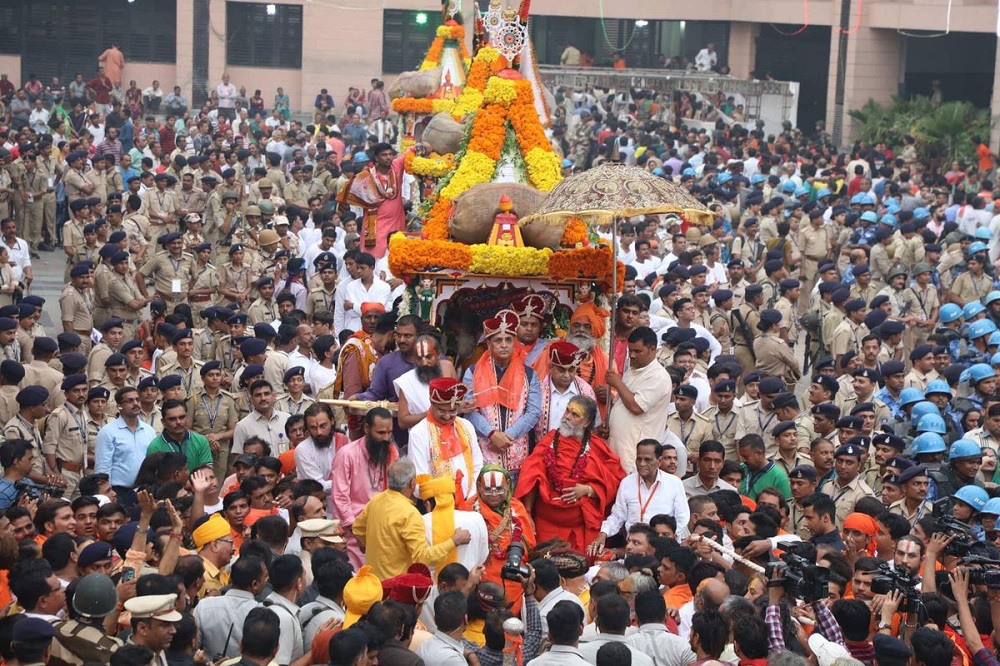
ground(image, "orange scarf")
xmin=472 ymin=351 xmax=526 ymax=411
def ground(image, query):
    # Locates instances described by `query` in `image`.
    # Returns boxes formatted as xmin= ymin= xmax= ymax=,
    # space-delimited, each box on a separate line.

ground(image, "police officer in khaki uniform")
xmin=701 ymin=379 xmax=740 ymax=460
xmin=215 ymin=312 xmax=248 ymax=379
xmin=754 ymin=309 xmax=801 ymax=386
xmin=731 ymin=284 xmax=762 ymax=373
xmin=98 ymin=353 xmax=130 ymax=418
xmin=788 ymin=465 xmax=818 ymax=540
xmin=92 ymin=244 xmax=118 ymax=329
xmin=735 ymin=376 xmax=784 ymax=457
xmin=276 ymin=366 xmax=315 ymax=416
xmin=190 ymin=244 xmax=220 ymax=327
xmin=85 ymin=387 xmax=111 ymax=451
xmin=248 ymin=276 xmax=279 ymax=326
xmin=62 ymin=151 xmax=95 ymax=205
xmin=122 ymin=339 xmax=154 ymax=388
xmin=305 ymin=257 xmax=338 ymax=322
xmin=136 ymin=232 xmax=196 ymax=312
xmin=888 ymin=465 xmax=933 ymax=526
xmin=830 ymin=299 xmax=868 ymax=370
xmin=188 ymin=360 xmax=240 ymax=481
xmin=5 ymin=385 xmax=54 ymax=485
xmin=43 ymin=373 xmax=90 ymax=499
xmin=820 ymin=440 xmax=875 ymax=526
xmin=137 ymin=376 xmax=163 ymax=433
xmin=797 ymin=209 xmax=832 ymax=311
xmin=156 ymin=329 xmax=205 ymax=399
xmin=24 ymin=337 xmax=64 ymax=409
xmin=87 ymin=318 xmax=125 ymax=387
xmin=774 ymin=279 xmax=800 ymax=346
xmin=107 ymin=251 xmax=148 ymax=341
xmin=19 ymin=152 xmax=48 ymax=253
xmin=667 ymin=384 xmax=712 ymax=469
xmin=59 ymin=264 xmax=95 ymax=356
xmin=144 ymin=173 xmax=179 ymax=246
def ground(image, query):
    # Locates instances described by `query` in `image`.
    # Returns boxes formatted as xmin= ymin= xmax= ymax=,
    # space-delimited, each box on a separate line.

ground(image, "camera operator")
xmin=949 ymin=568 xmax=1000 ymax=666
xmin=0 ymin=438 xmax=38 ymax=511
xmin=765 ymin=564 xmax=845 ymax=652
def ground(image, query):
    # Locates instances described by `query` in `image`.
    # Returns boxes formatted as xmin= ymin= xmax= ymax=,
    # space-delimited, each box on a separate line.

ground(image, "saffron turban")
xmin=192 ymin=514 xmax=231 ymax=549
xmin=570 ymin=301 xmax=610 ymax=339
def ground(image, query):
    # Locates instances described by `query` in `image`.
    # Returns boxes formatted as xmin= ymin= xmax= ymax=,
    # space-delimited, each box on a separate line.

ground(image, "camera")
xmin=870 ymin=562 xmax=922 ymax=612
xmin=765 ymin=543 xmax=829 ymax=602
xmin=15 ymin=480 xmax=64 ymax=499
xmin=501 ymin=542 xmax=531 ymax=582
xmin=959 ymin=556 xmax=1000 ymax=589
xmin=932 ymin=498 xmax=980 ymax=557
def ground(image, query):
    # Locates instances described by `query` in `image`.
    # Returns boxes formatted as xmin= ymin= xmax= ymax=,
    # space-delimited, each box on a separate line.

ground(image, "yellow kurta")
xmin=352 ymin=488 xmax=457 ymax=580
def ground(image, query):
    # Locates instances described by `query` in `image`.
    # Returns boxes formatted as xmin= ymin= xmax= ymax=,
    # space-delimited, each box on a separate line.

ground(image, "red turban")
xmin=429 ymin=377 xmax=468 ymax=406
xmin=483 ymin=309 xmax=520 ymax=338
xmin=549 ymin=340 xmax=587 ymax=368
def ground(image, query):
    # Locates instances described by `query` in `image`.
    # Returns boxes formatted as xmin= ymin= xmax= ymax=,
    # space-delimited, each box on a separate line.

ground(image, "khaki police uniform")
xmin=702 ymin=405 xmax=739 ymax=460
xmin=43 ymin=402 xmax=89 ymax=499
xmin=59 ymin=284 xmax=94 ymax=355
xmin=821 ymin=475 xmax=874 ymax=526
xmin=754 ymin=333 xmax=801 ymax=386
xmin=138 ymin=251 xmax=196 ymax=312
xmin=188 ymin=389 xmax=239 ymax=480
xmin=248 ymin=297 xmax=278 ymax=326
xmin=107 ymin=272 xmax=145 ymax=340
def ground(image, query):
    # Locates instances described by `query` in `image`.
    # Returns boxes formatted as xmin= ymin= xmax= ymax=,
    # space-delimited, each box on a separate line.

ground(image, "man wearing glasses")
xmin=94 ymin=386 xmax=157 ymax=507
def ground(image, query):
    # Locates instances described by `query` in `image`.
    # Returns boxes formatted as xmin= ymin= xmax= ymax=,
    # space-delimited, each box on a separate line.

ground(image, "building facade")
xmin=0 ymin=0 xmax=997 ymax=147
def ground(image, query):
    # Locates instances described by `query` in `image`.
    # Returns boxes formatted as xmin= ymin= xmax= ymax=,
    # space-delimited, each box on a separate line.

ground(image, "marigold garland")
xmin=548 ymin=247 xmax=625 ymax=291
xmin=483 ymin=77 xmax=518 ymax=106
xmin=467 ymin=104 xmax=506 ymax=162
xmin=469 ymin=245 xmax=552 ymax=276
xmin=388 ymin=234 xmax=472 ymax=276
xmin=560 ymin=218 xmax=590 ymax=248
xmin=439 ymin=150 xmax=496 ymax=201
xmin=393 ymin=98 xmax=435 ymax=114
xmin=404 ymin=151 xmax=455 ymax=178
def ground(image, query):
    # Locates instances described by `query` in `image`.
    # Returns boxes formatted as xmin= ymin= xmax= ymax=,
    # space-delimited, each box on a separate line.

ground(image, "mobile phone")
xmin=121 ymin=567 xmax=136 ymax=583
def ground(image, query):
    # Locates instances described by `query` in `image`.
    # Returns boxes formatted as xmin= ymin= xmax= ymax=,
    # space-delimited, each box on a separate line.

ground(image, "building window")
xmin=382 ymin=9 xmax=443 ymax=74
xmin=124 ymin=1 xmax=177 ymax=62
xmin=226 ymin=1 xmax=303 ymax=69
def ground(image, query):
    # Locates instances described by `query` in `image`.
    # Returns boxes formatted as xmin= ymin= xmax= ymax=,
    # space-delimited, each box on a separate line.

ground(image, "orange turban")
xmin=843 ymin=512 xmax=878 ymax=556
xmin=570 ymin=302 xmax=610 ymax=339
xmin=361 ymin=302 xmax=386 ymax=316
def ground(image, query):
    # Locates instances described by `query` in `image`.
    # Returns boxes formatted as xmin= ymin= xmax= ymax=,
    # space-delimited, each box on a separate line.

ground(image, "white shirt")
xmin=408 ymin=416 xmax=482 ymax=500
xmin=631 ymin=256 xmax=662 ymax=280
xmin=338 ymin=277 xmax=392 ymax=332
xmin=422 ymin=509 xmax=489 ymax=579
xmin=695 ymin=48 xmax=717 ymax=71
xmin=579 ymin=634 xmax=655 ymax=666
xmin=308 ymin=363 xmax=337 ymax=396
xmin=601 ymin=470 xmax=690 ymax=539
xmin=627 ymin=623 xmax=697 ymax=666
xmin=294 ymin=436 xmax=336 ymax=492
xmin=394 ymin=368 xmax=431 ymax=415
xmin=265 ymin=592 xmax=304 ymax=666
xmin=29 ymin=108 xmax=50 ymax=134
xmin=233 ymin=409 xmax=291 ymax=455
xmin=705 ymin=261 xmax=728 ymax=288
xmin=538 ymin=587 xmax=587 ymax=634
xmin=3 ymin=236 xmax=31 ymax=282
xmin=194 ymin=589 xmax=260 ymax=660
xmin=298 ymin=595 xmax=345 ymax=649
xmin=216 ymin=82 xmax=238 ymax=109
xmin=417 ymin=631 xmax=468 ymax=666
xmin=527 ymin=645 xmax=591 ymax=666
xmin=548 ymin=377 xmax=581 ymax=431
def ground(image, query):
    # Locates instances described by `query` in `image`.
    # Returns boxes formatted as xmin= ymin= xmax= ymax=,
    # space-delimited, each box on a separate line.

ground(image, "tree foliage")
xmin=848 ymin=96 xmax=991 ymax=162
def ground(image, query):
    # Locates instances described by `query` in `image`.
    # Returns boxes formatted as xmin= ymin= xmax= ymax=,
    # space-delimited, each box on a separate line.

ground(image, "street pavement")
xmin=27 ymin=249 xmax=70 ymax=332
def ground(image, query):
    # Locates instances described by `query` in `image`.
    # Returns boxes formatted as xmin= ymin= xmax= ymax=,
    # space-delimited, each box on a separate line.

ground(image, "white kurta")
xmin=393 ymin=368 xmax=431 ymax=414
xmin=421 ymin=509 xmax=490 ymax=579
xmin=608 ymin=361 xmax=673 ymax=473
xmin=407 ymin=416 xmax=483 ymax=500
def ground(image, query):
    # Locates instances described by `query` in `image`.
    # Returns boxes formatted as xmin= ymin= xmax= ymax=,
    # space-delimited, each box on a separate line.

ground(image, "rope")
xmin=598 ymin=0 xmax=641 ymax=51
xmin=897 ymin=0 xmax=952 ymax=37
xmin=769 ymin=0 xmax=810 ymax=37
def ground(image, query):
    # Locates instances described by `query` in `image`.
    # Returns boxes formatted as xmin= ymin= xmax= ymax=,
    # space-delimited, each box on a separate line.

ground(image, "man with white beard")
xmin=537 ymin=302 xmax=611 ymax=420
xmin=535 ymin=340 xmax=599 ymax=441
xmin=394 ymin=331 xmax=458 ymax=431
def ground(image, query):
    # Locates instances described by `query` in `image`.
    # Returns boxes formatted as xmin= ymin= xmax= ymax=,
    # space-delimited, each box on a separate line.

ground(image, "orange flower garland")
xmin=548 ymin=247 xmax=625 ymax=291
xmin=559 ymin=218 xmax=590 ymax=248
xmin=466 ymin=104 xmax=505 ymax=162
xmin=388 ymin=234 xmax=472 ymax=276
xmin=392 ymin=98 xmax=435 ymax=114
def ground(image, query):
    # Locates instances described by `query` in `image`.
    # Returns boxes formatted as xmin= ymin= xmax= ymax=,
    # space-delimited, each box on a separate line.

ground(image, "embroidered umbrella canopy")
xmin=518 ymin=162 xmax=712 ymax=227
xmin=519 ymin=163 xmax=711 ymax=416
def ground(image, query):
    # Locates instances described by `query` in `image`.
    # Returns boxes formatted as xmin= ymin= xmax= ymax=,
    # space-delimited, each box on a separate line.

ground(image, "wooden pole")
xmin=606 ymin=215 xmax=619 ymax=418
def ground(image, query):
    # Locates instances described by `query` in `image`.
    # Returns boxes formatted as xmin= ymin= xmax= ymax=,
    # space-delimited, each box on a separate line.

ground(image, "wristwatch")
xmin=877 ymin=619 xmax=891 ymax=631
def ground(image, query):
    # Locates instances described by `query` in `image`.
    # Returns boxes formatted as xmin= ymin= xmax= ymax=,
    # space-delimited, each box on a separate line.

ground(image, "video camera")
xmin=500 ymin=542 xmax=531 ymax=582
xmin=932 ymin=498 xmax=980 ymax=557
xmin=870 ymin=562 xmax=923 ymax=612
xmin=764 ymin=542 xmax=829 ymax=603
xmin=959 ymin=556 xmax=1000 ymax=589
xmin=14 ymin=480 xmax=64 ymax=500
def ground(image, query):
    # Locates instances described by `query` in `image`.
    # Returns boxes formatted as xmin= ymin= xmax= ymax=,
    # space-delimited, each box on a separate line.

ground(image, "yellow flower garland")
xmin=483 ymin=77 xmax=517 ymax=105
xmin=469 ymin=245 xmax=552 ymax=276
xmin=439 ymin=150 xmax=497 ymax=200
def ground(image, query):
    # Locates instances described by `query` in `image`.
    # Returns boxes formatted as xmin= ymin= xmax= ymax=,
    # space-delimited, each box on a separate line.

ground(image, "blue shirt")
xmin=0 ymin=478 xmax=28 ymax=511
xmin=94 ymin=417 xmax=157 ymax=487
xmin=461 ymin=363 xmax=543 ymax=441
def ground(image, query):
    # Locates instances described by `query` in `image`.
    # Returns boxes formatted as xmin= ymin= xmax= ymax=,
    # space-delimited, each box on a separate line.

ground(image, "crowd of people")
xmin=0 ymin=53 xmax=996 ymax=666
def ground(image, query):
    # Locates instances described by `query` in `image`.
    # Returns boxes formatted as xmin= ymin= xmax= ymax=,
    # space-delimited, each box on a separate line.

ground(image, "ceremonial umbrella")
xmin=519 ymin=163 xmax=711 ymax=413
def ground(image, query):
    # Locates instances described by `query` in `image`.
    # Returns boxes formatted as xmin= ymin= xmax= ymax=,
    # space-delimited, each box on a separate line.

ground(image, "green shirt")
xmin=147 ymin=430 xmax=213 ymax=471
xmin=740 ymin=461 xmax=792 ymax=500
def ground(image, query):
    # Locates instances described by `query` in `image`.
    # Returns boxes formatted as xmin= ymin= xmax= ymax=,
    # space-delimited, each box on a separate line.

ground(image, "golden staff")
xmin=318 ymin=399 xmax=399 ymax=412
xmin=689 ymin=534 xmax=766 ymax=574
